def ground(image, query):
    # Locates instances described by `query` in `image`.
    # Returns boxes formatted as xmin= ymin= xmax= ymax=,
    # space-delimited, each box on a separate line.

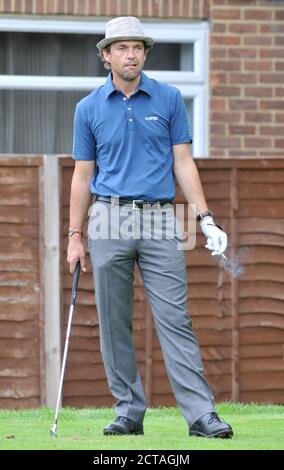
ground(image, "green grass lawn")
xmin=0 ymin=403 xmax=283 ymax=450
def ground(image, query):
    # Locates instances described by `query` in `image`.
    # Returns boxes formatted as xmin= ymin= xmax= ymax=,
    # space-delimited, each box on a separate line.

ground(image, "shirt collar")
xmin=104 ymin=71 xmax=152 ymax=100
xmin=138 ymin=72 xmax=152 ymax=97
xmin=104 ymin=73 xmax=116 ymax=99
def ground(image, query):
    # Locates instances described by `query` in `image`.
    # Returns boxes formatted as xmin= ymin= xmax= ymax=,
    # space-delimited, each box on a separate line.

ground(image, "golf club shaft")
xmin=52 ymin=261 xmax=81 ymax=431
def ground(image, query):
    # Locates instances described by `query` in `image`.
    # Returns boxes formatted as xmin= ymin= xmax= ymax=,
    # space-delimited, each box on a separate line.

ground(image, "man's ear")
xmin=103 ymin=48 xmax=111 ymax=62
xmin=144 ymin=49 xmax=149 ymax=61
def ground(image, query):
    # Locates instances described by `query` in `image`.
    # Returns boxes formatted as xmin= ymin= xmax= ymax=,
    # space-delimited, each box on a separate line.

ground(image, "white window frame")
xmin=0 ymin=18 xmax=209 ymax=157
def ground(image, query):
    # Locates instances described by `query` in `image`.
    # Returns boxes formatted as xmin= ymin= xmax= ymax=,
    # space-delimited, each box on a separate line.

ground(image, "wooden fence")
xmin=0 ymin=156 xmax=44 ymax=408
xmin=1 ymin=155 xmax=284 ymax=408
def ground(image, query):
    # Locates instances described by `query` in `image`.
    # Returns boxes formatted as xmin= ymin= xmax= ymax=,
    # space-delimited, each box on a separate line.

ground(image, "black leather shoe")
xmin=103 ymin=416 xmax=144 ymax=435
xmin=189 ymin=412 xmax=233 ymax=438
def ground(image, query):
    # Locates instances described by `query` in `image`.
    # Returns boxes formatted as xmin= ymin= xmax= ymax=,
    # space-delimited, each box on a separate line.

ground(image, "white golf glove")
xmin=200 ymin=216 xmax=227 ymax=256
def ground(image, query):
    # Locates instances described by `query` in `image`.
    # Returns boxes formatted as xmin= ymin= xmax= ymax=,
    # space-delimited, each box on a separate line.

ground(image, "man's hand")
xmin=200 ymin=216 xmax=227 ymax=256
xmin=67 ymin=235 xmax=87 ymax=273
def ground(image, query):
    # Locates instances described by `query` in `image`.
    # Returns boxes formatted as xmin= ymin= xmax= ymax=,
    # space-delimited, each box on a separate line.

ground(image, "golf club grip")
xmin=71 ymin=261 xmax=81 ymax=306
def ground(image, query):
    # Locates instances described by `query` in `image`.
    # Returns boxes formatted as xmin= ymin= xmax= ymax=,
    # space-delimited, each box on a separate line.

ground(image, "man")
xmin=68 ymin=16 xmax=233 ymax=439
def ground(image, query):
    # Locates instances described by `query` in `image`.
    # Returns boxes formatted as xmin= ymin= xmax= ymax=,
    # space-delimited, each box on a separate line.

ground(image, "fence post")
xmin=42 ymin=154 xmax=61 ymax=408
xmin=230 ymin=167 xmax=240 ymax=402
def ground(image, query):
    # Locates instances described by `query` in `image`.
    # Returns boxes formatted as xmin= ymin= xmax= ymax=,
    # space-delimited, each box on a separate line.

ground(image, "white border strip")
xmin=0 ymin=17 xmax=208 ymax=36
xmin=0 ymin=71 xmax=203 ymax=90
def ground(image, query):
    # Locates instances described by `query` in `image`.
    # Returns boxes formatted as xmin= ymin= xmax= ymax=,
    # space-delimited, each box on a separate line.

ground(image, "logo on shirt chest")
xmin=145 ymin=115 xmax=159 ymax=121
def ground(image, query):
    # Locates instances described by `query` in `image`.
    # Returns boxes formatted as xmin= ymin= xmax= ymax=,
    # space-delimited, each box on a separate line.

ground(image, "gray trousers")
xmin=88 ymin=200 xmax=215 ymax=426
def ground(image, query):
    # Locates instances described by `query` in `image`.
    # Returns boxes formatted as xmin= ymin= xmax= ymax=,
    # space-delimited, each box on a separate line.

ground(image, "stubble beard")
xmin=121 ymin=69 xmax=141 ymax=81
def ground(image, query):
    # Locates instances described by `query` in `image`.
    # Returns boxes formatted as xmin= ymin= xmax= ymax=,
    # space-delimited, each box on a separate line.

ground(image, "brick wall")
xmin=0 ymin=0 xmax=210 ymax=17
xmin=0 ymin=0 xmax=283 ymax=155
xmin=210 ymin=0 xmax=284 ymax=158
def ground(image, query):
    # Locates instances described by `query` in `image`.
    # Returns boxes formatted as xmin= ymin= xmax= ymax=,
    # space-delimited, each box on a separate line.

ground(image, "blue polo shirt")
xmin=72 ymin=71 xmax=192 ymax=200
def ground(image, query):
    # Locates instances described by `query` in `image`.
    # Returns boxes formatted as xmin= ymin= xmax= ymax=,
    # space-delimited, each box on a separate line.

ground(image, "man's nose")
xmin=127 ymin=48 xmax=136 ymax=58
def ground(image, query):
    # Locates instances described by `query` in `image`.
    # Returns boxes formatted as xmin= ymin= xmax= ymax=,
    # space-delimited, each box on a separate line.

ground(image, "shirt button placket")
xmin=125 ymin=98 xmax=134 ymax=132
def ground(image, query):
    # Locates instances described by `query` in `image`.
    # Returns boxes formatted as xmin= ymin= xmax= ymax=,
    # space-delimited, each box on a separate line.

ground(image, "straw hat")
xmin=97 ymin=16 xmax=154 ymax=51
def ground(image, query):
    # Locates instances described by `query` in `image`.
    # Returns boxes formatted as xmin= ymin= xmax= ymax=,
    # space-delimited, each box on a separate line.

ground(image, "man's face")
xmin=103 ymin=40 xmax=147 ymax=81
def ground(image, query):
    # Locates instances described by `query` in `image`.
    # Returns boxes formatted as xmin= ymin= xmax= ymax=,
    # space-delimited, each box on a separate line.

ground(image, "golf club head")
xmin=50 ymin=424 xmax=57 ymax=438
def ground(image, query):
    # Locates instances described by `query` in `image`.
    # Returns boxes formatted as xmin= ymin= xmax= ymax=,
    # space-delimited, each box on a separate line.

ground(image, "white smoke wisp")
xmin=217 ymin=248 xmax=248 ymax=278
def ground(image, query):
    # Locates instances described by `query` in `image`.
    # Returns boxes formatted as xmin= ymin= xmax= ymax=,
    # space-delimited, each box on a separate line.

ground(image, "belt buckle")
xmin=154 ymin=201 xmax=161 ymax=209
xmin=132 ymin=199 xmax=144 ymax=210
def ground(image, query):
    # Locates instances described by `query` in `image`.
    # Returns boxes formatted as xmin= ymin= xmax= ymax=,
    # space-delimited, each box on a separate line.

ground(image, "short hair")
xmin=98 ymin=44 xmax=112 ymax=70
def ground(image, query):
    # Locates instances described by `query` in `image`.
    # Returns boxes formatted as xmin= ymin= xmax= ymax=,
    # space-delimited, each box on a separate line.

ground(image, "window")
xmin=0 ymin=18 xmax=209 ymax=156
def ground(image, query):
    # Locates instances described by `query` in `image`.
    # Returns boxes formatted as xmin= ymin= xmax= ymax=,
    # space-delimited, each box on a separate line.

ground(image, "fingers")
xmin=205 ymin=240 xmax=214 ymax=251
xmin=219 ymin=232 xmax=228 ymax=254
xmin=205 ymin=235 xmax=219 ymax=254
xmin=69 ymin=256 xmax=87 ymax=274
xmin=211 ymin=232 xmax=227 ymax=256
xmin=79 ymin=254 xmax=87 ymax=273
xmin=205 ymin=232 xmax=228 ymax=256
xmin=68 ymin=246 xmax=87 ymax=274
xmin=69 ymin=258 xmax=79 ymax=274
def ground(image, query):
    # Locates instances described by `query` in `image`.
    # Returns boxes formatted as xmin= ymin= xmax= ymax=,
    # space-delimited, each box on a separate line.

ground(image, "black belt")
xmin=94 ymin=195 xmax=173 ymax=209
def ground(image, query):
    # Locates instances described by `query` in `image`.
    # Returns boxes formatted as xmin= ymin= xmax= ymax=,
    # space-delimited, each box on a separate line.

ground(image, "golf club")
xmin=50 ymin=261 xmax=81 ymax=437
